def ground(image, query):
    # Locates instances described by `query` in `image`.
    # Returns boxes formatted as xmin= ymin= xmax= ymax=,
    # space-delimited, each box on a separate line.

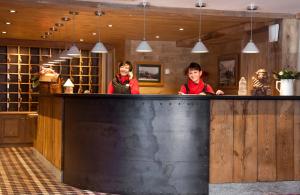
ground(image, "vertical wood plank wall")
xmin=210 ymin=100 xmax=300 ymax=183
xmin=34 ymin=96 xmax=63 ymax=170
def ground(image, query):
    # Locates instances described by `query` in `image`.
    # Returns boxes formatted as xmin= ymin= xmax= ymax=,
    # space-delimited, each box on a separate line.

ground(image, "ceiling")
xmin=79 ymin=0 xmax=300 ymax=14
xmin=0 ymin=0 xmax=296 ymax=47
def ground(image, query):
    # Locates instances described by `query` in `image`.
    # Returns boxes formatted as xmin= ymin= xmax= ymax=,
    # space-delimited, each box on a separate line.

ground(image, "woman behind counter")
xmin=107 ymin=61 xmax=140 ymax=94
xmin=179 ymin=62 xmax=224 ymax=95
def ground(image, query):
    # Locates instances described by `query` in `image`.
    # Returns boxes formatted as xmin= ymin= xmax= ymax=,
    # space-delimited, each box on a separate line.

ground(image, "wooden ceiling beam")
xmin=176 ymin=21 xmax=278 ymax=47
xmin=0 ymin=38 xmax=112 ymax=50
xmin=4 ymin=0 xmax=295 ymax=19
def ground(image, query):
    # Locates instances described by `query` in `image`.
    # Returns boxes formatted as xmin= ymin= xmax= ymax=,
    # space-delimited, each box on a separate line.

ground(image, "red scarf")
xmin=116 ymin=74 xmax=130 ymax=84
xmin=187 ymin=79 xmax=206 ymax=94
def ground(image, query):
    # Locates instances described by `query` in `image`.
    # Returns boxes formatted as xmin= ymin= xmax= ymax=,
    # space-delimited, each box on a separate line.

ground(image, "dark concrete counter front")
xmin=40 ymin=94 xmax=300 ymax=195
xmin=63 ymin=95 xmax=210 ymax=195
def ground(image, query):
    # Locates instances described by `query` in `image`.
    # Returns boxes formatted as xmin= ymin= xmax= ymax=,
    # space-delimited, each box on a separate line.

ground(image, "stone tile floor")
xmin=0 ymin=147 xmax=113 ymax=195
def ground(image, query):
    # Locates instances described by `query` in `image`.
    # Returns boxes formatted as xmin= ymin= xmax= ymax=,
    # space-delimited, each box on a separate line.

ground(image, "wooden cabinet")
xmin=0 ymin=113 xmax=37 ymax=145
xmin=0 ymin=45 xmax=101 ymax=112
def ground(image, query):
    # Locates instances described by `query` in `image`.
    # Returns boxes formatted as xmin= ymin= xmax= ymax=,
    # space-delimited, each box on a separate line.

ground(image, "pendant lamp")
xmin=67 ymin=11 xmax=81 ymax=57
xmin=91 ymin=10 xmax=108 ymax=53
xmin=53 ymin=23 xmax=66 ymax=62
xmin=60 ymin=16 xmax=73 ymax=59
xmin=46 ymin=31 xmax=60 ymax=64
xmin=192 ymin=1 xmax=208 ymax=53
xmin=136 ymin=0 xmax=152 ymax=53
xmin=242 ymin=4 xmax=259 ymax=54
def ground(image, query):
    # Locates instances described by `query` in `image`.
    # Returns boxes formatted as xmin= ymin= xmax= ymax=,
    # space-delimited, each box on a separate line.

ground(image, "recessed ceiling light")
xmin=49 ymin=27 xmax=58 ymax=31
xmin=44 ymin=32 xmax=52 ymax=36
xmin=155 ymin=35 xmax=160 ymax=39
xmin=179 ymin=28 xmax=184 ymax=31
xmin=61 ymin=16 xmax=71 ymax=22
xmin=2 ymin=31 xmax=7 ymax=34
xmin=5 ymin=22 xmax=11 ymax=25
xmin=92 ymin=32 xmax=97 ymax=36
xmin=55 ymin=23 xmax=64 ymax=27
xmin=108 ymin=24 xmax=113 ymax=28
xmin=9 ymin=9 xmax=16 ymax=13
xmin=80 ymin=38 xmax=84 ymax=42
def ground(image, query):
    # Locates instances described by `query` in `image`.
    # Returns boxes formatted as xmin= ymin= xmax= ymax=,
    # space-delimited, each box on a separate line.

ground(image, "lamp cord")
xmin=98 ymin=15 xmax=101 ymax=42
xmin=250 ymin=9 xmax=253 ymax=41
xmin=143 ymin=2 xmax=146 ymax=41
xmin=199 ymin=7 xmax=202 ymax=41
xmin=72 ymin=14 xmax=76 ymax=44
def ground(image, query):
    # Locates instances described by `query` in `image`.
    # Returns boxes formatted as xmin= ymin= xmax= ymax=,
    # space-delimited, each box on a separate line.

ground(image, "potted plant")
xmin=273 ymin=68 xmax=300 ymax=95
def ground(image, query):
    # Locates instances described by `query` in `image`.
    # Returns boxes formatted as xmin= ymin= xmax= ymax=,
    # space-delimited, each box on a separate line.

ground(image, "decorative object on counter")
xmin=273 ymin=68 xmax=300 ymax=96
xmin=136 ymin=0 xmax=152 ymax=53
xmin=39 ymin=66 xmax=59 ymax=82
xmin=251 ymin=69 xmax=271 ymax=96
xmin=242 ymin=4 xmax=259 ymax=54
xmin=191 ymin=0 xmax=208 ymax=53
xmin=218 ymin=54 xmax=239 ymax=89
xmin=238 ymin=77 xmax=247 ymax=95
xmin=135 ymin=61 xmax=163 ymax=86
xmin=50 ymin=77 xmax=62 ymax=94
xmin=63 ymin=78 xmax=75 ymax=94
xmin=35 ymin=67 xmax=61 ymax=94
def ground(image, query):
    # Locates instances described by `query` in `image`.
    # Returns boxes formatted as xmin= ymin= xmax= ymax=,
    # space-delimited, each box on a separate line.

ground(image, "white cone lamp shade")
xmin=192 ymin=39 xmax=209 ymax=53
xmin=67 ymin=44 xmax=80 ymax=57
xmin=59 ymin=49 xmax=72 ymax=59
xmin=53 ymin=54 xmax=66 ymax=62
xmin=136 ymin=40 xmax=152 ymax=52
xmin=91 ymin=42 xmax=108 ymax=53
xmin=63 ymin=78 xmax=74 ymax=87
xmin=48 ymin=58 xmax=59 ymax=64
xmin=242 ymin=40 xmax=259 ymax=53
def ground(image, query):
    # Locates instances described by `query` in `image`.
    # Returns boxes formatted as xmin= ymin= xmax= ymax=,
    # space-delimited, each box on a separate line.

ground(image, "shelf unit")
xmin=0 ymin=45 xmax=101 ymax=112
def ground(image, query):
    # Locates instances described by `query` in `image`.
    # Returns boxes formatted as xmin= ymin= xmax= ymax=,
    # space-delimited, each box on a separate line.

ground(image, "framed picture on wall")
xmin=135 ymin=62 xmax=163 ymax=86
xmin=218 ymin=54 xmax=239 ymax=89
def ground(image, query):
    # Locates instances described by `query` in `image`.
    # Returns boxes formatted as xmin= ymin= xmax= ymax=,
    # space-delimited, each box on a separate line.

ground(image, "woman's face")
xmin=188 ymin=69 xmax=202 ymax=83
xmin=120 ymin=64 xmax=130 ymax=76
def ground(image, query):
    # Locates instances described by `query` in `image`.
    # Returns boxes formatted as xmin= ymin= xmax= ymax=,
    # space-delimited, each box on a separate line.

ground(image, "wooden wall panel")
xmin=276 ymin=101 xmax=294 ymax=180
xmin=210 ymin=99 xmax=300 ymax=183
xmin=44 ymin=97 xmax=53 ymax=164
xmin=257 ymin=101 xmax=277 ymax=181
xmin=52 ymin=97 xmax=63 ymax=169
xmin=294 ymin=101 xmax=300 ymax=180
xmin=34 ymin=96 xmax=62 ymax=170
xmin=233 ymin=100 xmax=258 ymax=182
xmin=210 ymin=100 xmax=234 ymax=183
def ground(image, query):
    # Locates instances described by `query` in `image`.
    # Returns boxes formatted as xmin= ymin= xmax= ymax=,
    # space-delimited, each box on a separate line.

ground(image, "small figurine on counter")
xmin=251 ymin=68 xmax=272 ymax=96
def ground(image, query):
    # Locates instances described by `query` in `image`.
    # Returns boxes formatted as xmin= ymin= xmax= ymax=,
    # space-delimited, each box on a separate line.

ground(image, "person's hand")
xmin=178 ymin=92 xmax=185 ymax=95
xmin=199 ymin=92 xmax=206 ymax=95
xmin=128 ymin=72 xmax=133 ymax=80
xmin=216 ymin=90 xmax=224 ymax=95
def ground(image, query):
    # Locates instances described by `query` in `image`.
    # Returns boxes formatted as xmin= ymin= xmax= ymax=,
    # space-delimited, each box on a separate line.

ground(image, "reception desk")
xmin=35 ymin=95 xmax=300 ymax=195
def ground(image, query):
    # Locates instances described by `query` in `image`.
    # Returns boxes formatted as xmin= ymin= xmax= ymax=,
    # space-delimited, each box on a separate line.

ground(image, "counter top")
xmin=51 ymin=93 xmax=300 ymax=100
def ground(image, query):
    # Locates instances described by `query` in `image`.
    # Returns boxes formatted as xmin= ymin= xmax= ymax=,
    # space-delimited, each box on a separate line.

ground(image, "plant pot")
xmin=276 ymin=79 xmax=295 ymax=96
xmin=39 ymin=82 xmax=51 ymax=94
